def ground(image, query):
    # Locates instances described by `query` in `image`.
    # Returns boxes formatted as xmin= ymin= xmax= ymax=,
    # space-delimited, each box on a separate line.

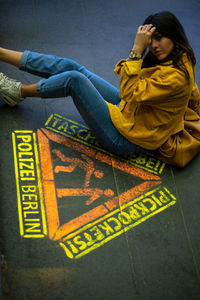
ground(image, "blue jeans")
xmin=19 ymin=50 xmax=141 ymax=155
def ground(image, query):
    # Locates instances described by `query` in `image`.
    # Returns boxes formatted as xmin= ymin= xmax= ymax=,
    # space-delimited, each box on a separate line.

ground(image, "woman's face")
xmin=149 ymin=31 xmax=174 ymax=61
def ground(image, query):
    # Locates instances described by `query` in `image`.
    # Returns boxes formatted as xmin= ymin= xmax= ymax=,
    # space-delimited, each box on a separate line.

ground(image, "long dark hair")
xmin=142 ymin=11 xmax=196 ymax=78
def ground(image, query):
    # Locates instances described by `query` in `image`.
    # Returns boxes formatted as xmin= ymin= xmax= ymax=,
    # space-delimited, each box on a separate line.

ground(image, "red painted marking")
xmin=57 ymin=187 xmax=114 ymax=205
xmin=37 ymin=130 xmax=54 ymax=181
xmin=104 ymin=181 xmax=161 ymax=210
xmin=38 ymin=128 xmax=162 ymax=241
xmin=42 ymin=181 xmax=60 ymax=240
xmin=53 ymin=149 xmax=104 ymax=187
xmin=42 ymin=128 xmax=160 ymax=181
xmin=53 ymin=205 xmax=109 ymax=241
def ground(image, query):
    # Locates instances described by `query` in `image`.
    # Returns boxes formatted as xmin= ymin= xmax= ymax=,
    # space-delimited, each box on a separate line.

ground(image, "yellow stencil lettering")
xmin=24 ymin=211 xmax=39 ymax=218
xmin=23 ymin=202 xmax=38 ymax=210
xmin=20 ymin=170 xmax=35 ymax=178
xmin=118 ymin=211 xmax=132 ymax=225
xmin=77 ymin=129 xmax=88 ymax=139
xmin=135 ymin=154 xmax=147 ymax=165
xmin=22 ymin=194 xmax=38 ymax=201
xmin=21 ymin=186 xmax=37 ymax=193
xmin=146 ymin=157 xmax=157 ymax=169
xmin=18 ymin=152 xmax=33 ymax=159
xmin=128 ymin=206 xmax=141 ymax=220
xmin=19 ymin=158 xmax=34 ymax=162
xmin=134 ymin=202 xmax=149 ymax=215
xmin=73 ymin=235 xmax=87 ymax=251
xmin=143 ymin=198 xmax=157 ymax=211
xmin=84 ymin=232 xmax=95 ymax=247
xmin=24 ymin=219 xmax=40 ymax=222
xmin=89 ymin=226 xmax=104 ymax=241
xmin=66 ymin=240 xmax=79 ymax=254
xmin=58 ymin=121 xmax=69 ymax=132
xmin=151 ymin=195 xmax=163 ymax=206
xmin=16 ymin=135 xmax=32 ymax=143
xmin=70 ymin=124 xmax=79 ymax=135
xmin=25 ymin=223 xmax=41 ymax=233
xmin=52 ymin=116 xmax=61 ymax=128
xmin=19 ymin=162 xmax=34 ymax=170
xmin=107 ymin=217 xmax=122 ymax=231
xmin=17 ymin=143 xmax=32 ymax=152
xmin=158 ymin=191 xmax=171 ymax=203
xmin=85 ymin=131 xmax=96 ymax=143
xmin=98 ymin=221 xmax=114 ymax=236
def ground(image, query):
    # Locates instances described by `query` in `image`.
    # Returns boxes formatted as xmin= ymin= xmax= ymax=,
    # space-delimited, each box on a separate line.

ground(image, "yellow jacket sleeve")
xmin=108 ymin=54 xmax=196 ymax=157
xmin=114 ymin=59 xmax=189 ymax=107
xmin=188 ymin=82 xmax=200 ymax=115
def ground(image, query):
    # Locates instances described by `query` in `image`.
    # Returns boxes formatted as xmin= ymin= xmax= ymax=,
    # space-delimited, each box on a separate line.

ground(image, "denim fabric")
xmin=19 ymin=50 xmax=142 ymax=155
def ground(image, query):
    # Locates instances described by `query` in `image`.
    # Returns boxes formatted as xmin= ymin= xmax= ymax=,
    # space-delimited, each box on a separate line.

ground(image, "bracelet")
xmin=129 ymin=50 xmax=142 ymax=60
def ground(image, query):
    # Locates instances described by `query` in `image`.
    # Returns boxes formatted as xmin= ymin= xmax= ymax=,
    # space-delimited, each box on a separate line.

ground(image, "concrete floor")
xmin=0 ymin=0 xmax=200 ymax=299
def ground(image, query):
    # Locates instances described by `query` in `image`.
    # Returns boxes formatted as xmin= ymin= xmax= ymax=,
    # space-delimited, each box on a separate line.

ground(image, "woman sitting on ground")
xmin=0 ymin=11 xmax=200 ymax=167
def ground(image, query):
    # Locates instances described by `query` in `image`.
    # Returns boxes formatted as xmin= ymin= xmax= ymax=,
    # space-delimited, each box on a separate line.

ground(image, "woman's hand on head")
xmin=132 ymin=24 xmax=156 ymax=55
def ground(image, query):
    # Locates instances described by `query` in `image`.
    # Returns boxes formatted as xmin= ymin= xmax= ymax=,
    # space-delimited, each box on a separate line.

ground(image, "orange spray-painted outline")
xmin=38 ymin=128 xmax=161 ymax=241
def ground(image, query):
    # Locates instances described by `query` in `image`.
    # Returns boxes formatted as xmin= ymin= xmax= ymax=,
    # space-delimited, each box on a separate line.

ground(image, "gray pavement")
xmin=0 ymin=0 xmax=200 ymax=299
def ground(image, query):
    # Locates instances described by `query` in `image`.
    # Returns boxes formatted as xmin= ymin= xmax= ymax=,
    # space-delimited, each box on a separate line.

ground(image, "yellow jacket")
xmin=107 ymin=53 xmax=200 ymax=166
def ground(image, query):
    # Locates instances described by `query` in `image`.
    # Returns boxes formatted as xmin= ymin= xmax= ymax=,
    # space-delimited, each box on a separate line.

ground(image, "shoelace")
xmin=0 ymin=73 xmax=19 ymax=91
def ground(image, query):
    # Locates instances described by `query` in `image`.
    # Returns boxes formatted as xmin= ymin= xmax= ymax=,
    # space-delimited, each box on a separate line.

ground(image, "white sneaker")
xmin=0 ymin=73 xmax=24 ymax=107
